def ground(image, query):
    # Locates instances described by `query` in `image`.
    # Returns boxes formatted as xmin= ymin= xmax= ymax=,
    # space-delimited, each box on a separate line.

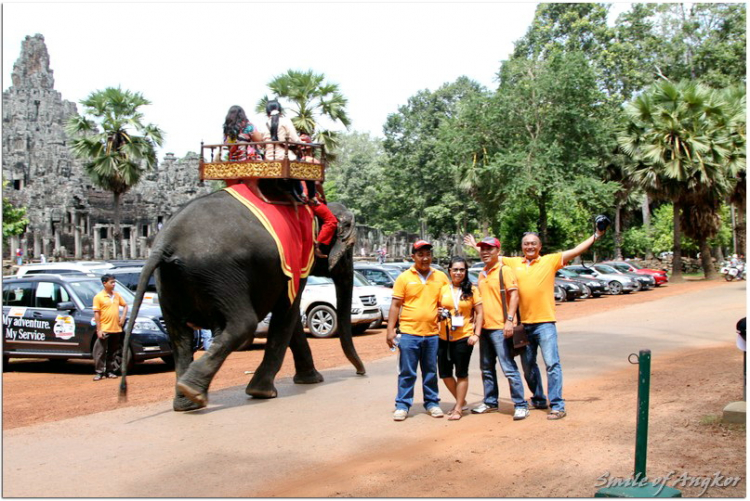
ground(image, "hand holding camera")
xmin=594 ymin=215 xmax=611 ymax=239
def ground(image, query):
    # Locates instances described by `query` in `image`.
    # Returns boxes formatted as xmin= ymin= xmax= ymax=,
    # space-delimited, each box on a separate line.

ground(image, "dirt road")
xmin=2 ymin=279 xmax=746 ymax=497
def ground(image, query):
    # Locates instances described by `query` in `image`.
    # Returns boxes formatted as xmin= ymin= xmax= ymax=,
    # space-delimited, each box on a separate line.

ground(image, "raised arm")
xmin=561 ymin=229 xmax=606 ymax=265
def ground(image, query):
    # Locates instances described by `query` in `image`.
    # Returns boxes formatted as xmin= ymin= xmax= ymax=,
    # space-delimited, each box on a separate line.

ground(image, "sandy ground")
xmin=2 ymin=278 xmax=746 ymax=497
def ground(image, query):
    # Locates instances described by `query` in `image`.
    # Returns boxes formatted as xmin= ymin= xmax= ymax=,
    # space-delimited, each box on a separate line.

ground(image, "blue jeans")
xmin=395 ymin=334 xmax=440 ymax=411
xmin=478 ymin=329 xmax=529 ymax=409
xmin=522 ymin=322 xmax=564 ymax=411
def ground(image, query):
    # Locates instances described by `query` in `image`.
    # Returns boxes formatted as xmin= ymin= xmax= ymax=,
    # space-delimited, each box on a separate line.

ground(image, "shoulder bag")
xmin=499 ymin=264 xmax=529 ymax=357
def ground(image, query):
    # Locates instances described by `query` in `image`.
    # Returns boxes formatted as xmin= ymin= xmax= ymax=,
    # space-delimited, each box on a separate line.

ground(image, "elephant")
xmin=119 ymin=183 xmax=365 ymax=411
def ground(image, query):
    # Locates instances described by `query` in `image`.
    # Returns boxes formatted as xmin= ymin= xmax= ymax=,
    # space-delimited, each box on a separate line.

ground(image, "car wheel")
xmin=161 ymin=356 xmax=175 ymax=369
xmin=48 ymin=358 xmax=69 ymax=365
xmin=352 ymin=324 xmax=370 ymax=335
xmin=114 ymin=346 xmax=137 ymax=374
xmin=554 ymin=285 xmax=565 ymax=302
xmin=633 ymin=281 xmax=643 ymax=292
xmin=579 ymin=285 xmax=591 ymax=300
xmin=368 ymin=318 xmax=382 ymax=329
xmin=592 ymin=292 xmax=603 ymax=298
xmin=3 ymin=355 xmax=9 ymax=372
xmin=609 ymin=281 xmax=623 ymax=295
xmin=307 ymin=304 xmax=338 ymax=338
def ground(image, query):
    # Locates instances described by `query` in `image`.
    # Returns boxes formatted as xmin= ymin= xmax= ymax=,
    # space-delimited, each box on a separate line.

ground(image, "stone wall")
xmin=2 ymin=34 xmax=210 ymax=261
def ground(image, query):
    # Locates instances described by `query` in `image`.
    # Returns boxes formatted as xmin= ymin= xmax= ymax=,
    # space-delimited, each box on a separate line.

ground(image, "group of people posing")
xmin=386 ymin=226 xmax=608 ymax=422
xmin=221 ymin=101 xmax=336 ymax=258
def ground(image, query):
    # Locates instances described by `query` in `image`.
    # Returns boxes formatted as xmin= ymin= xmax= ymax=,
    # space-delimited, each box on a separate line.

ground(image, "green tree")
xmin=66 ymin=87 xmax=164 ymax=259
xmin=256 ymin=70 xmax=351 ymax=155
xmin=618 ymin=80 xmax=744 ymax=280
xmin=2 ymin=182 xmax=28 ymax=238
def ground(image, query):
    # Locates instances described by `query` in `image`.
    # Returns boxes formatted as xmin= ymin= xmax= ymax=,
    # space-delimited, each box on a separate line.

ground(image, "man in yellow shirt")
xmin=386 ymin=240 xmax=450 ymax=421
xmin=502 ymin=226 xmax=608 ymax=420
xmin=92 ymin=274 xmax=128 ymax=381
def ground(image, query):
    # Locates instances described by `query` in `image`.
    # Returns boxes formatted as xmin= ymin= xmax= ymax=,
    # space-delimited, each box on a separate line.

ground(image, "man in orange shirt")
xmin=92 ymin=274 xmax=128 ymax=381
xmin=503 ymin=226 xmax=608 ymax=420
xmin=386 ymin=240 xmax=451 ymax=421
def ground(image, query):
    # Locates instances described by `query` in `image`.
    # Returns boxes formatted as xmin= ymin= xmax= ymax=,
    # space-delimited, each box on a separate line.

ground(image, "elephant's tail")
xmin=119 ymin=244 xmax=165 ymax=401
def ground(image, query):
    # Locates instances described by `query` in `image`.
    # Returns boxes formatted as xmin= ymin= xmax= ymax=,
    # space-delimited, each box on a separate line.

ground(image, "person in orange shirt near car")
xmin=437 ymin=256 xmax=483 ymax=420
xmin=386 ymin=240 xmax=450 ymax=421
xmin=92 ymin=274 xmax=128 ymax=381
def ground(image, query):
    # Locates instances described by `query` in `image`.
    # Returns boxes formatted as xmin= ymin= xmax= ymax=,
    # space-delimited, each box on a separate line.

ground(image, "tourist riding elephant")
xmin=119 ymin=187 xmax=364 ymax=411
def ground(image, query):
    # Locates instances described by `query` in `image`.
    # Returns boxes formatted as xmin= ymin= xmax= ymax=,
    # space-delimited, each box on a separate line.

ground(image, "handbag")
xmin=499 ymin=264 xmax=529 ymax=357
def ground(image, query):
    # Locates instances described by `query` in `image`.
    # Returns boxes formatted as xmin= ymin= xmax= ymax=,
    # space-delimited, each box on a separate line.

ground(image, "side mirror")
xmin=56 ymin=301 xmax=76 ymax=311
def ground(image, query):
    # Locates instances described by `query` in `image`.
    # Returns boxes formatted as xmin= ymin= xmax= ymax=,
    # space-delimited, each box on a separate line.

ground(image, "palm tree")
xmin=66 ymin=87 xmax=164 ymax=259
xmin=256 ymin=70 xmax=351 ymax=156
xmin=618 ymin=80 xmax=742 ymax=280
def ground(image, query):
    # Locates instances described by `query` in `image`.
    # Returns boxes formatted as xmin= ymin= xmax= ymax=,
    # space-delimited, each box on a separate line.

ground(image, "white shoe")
xmin=471 ymin=403 xmax=499 ymax=414
xmin=427 ymin=406 xmax=444 ymax=418
xmin=513 ymin=407 xmax=530 ymax=421
xmin=393 ymin=409 xmax=408 ymax=421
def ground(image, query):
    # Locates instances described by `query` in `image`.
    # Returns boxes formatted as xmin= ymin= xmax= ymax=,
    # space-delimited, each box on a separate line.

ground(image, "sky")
xmin=3 ymin=2 xmax=632 ymax=159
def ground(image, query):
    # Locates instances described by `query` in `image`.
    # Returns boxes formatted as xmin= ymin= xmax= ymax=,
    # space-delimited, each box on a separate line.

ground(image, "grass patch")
xmin=699 ymin=414 xmax=721 ymax=425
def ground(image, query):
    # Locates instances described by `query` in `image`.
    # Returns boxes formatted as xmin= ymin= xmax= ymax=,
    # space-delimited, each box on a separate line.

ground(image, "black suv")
xmin=2 ymin=274 xmax=173 ymax=370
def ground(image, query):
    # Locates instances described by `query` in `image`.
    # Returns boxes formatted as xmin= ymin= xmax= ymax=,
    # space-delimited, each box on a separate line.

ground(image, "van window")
xmin=3 ymin=282 xmax=35 ymax=307
xmin=34 ymin=282 xmax=70 ymax=308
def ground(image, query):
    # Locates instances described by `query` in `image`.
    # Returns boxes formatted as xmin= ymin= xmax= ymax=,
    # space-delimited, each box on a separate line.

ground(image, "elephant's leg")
xmin=289 ymin=315 xmax=324 ymax=384
xmin=177 ymin=310 xmax=258 ymax=408
xmin=246 ymin=300 xmax=300 ymax=398
xmin=161 ymin=309 xmax=203 ymax=412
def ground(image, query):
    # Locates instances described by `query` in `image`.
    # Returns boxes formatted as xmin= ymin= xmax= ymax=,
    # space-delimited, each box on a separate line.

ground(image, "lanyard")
xmin=450 ymin=285 xmax=462 ymax=314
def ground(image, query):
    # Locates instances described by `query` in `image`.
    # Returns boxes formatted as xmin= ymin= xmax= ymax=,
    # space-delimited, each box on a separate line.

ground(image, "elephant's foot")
xmin=245 ymin=379 xmax=278 ymax=399
xmin=356 ymin=368 xmax=367 ymax=376
xmin=176 ymin=381 xmax=208 ymax=408
xmin=173 ymin=394 xmax=205 ymax=412
xmin=293 ymin=370 xmax=324 ymax=384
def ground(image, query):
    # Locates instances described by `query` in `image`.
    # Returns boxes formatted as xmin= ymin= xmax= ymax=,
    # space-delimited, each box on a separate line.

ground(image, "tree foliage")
xmin=2 ymin=182 xmax=28 ymax=238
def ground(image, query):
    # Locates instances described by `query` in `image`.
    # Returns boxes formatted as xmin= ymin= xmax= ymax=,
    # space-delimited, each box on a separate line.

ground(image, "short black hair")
xmin=101 ymin=274 xmax=115 ymax=284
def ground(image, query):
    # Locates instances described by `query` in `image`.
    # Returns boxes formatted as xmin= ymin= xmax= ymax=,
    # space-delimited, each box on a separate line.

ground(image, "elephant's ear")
xmin=326 ymin=203 xmax=356 ymax=271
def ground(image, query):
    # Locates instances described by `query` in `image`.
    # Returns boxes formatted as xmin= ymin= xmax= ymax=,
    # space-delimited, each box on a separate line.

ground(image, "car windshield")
xmin=307 ymin=276 xmax=333 ymax=286
xmin=353 ymin=272 xmax=370 ymax=287
xmin=557 ymin=269 xmax=577 ymax=278
xmin=611 ymin=263 xmax=631 ymax=272
xmin=67 ymin=280 xmax=135 ymax=307
xmin=594 ymin=264 xmax=618 ymax=274
xmin=385 ymin=268 xmax=401 ymax=279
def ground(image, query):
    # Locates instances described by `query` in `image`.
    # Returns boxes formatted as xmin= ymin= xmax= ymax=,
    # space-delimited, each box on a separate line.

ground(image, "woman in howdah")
xmin=223 ymin=105 xmax=262 ymax=161
xmin=438 ymin=256 xmax=483 ymax=420
xmin=262 ymin=99 xmax=301 ymax=160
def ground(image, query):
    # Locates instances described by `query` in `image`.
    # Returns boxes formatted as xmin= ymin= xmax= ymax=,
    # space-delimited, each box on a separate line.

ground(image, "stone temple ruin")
xmin=2 ymin=34 xmax=211 ymax=262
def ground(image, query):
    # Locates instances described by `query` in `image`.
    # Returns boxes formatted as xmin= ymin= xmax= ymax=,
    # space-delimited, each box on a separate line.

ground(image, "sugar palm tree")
xmin=256 ymin=70 xmax=351 ymax=157
xmin=66 ymin=87 xmax=164 ymax=259
xmin=618 ymin=80 xmax=740 ymax=280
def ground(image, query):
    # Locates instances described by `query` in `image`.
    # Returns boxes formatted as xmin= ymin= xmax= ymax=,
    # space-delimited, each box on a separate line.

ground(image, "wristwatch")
xmin=506 ymin=315 xmax=514 ymax=322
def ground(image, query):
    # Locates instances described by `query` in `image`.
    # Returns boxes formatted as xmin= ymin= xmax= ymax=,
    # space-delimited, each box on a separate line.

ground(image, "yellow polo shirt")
xmin=477 ymin=262 xmax=518 ymax=329
xmin=93 ymin=290 xmax=127 ymax=333
xmin=504 ymin=253 xmax=564 ymax=324
xmin=437 ymin=284 xmax=482 ymax=341
xmin=392 ymin=266 xmax=450 ymax=336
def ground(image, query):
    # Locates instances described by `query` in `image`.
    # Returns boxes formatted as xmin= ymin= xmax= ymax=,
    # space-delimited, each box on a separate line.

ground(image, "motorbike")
xmin=720 ymin=264 xmax=746 ymax=281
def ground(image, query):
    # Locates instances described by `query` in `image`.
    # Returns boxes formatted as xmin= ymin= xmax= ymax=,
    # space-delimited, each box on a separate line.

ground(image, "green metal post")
xmin=634 ymin=349 xmax=651 ymax=482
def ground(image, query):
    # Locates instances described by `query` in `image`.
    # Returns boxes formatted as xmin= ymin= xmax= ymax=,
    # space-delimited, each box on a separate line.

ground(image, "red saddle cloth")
xmin=224 ymin=183 xmax=315 ymax=303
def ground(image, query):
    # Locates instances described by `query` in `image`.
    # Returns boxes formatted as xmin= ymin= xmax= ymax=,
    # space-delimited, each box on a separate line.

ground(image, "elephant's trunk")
xmin=332 ymin=247 xmax=366 ymax=375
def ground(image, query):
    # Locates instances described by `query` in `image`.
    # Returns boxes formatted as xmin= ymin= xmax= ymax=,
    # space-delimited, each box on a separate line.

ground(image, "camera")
xmin=595 ymin=215 xmax=611 ymax=233
xmin=438 ymin=308 xmax=452 ymax=320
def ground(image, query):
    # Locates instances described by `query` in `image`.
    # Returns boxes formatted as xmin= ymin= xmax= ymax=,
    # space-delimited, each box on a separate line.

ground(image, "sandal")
xmin=547 ymin=410 xmax=567 ymax=420
xmin=448 ymin=409 xmax=463 ymax=421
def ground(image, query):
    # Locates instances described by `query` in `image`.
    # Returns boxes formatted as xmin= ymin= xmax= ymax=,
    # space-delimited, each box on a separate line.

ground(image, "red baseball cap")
xmin=478 ymin=237 xmax=501 ymax=248
xmin=412 ymin=240 xmax=433 ymax=253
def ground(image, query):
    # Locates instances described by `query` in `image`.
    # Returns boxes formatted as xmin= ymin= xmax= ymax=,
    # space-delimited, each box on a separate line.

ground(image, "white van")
xmin=16 ymin=261 xmax=114 ymax=278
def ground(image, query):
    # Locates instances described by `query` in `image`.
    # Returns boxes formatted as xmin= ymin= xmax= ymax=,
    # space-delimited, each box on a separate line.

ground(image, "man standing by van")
xmin=92 ymin=274 xmax=127 ymax=381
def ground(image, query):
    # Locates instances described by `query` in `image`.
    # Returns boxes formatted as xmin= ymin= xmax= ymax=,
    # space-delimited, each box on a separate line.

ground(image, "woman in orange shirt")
xmin=438 ymin=256 xmax=483 ymax=420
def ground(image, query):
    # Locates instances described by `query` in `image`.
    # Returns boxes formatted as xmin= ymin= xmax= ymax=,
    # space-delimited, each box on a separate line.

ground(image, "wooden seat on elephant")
xmin=199 ymin=140 xmax=326 ymax=184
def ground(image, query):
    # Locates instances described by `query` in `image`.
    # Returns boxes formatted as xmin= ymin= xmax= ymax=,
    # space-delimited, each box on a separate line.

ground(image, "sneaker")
xmin=93 ymin=374 xmax=104 ymax=381
xmin=393 ymin=409 xmax=408 ymax=421
xmin=106 ymin=373 xmax=118 ymax=379
xmin=471 ymin=403 xmax=499 ymax=414
xmin=513 ymin=407 xmax=531 ymax=420
xmin=427 ymin=406 xmax=444 ymax=418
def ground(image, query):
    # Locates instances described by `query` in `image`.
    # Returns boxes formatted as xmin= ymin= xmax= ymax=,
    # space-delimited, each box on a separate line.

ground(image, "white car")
xmin=16 ymin=261 xmax=114 ymax=278
xmin=253 ymin=275 xmax=382 ymax=340
xmin=354 ymin=271 xmax=392 ymax=329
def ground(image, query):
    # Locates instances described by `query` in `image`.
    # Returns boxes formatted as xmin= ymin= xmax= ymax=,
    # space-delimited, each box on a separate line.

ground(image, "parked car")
xmin=2 ymin=274 xmax=173 ymax=370
xmin=592 ymin=263 xmax=654 ymax=291
xmin=564 ymin=264 xmax=638 ymax=295
xmin=16 ymin=261 xmax=114 ymax=278
xmin=554 ymin=284 xmax=565 ymax=302
xmin=469 ymin=262 xmax=485 ymax=271
xmin=555 ymin=269 xmax=608 ymax=298
xmin=354 ymin=263 xmax=401 ymax=288
xmin=301 ymin=275 xmax=381 ymax=338
xmin=354 ymin=271 xmax=392 ymax=329
xmin=554 ymin=277 xmax=584 ymax=302
xmin=106 ymin=260 xmax=146 ymax=269
xmin=602 ymin=260 xmax=668 ymax=286
xmin=104 ymin=266 xmax=159 ymax=304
